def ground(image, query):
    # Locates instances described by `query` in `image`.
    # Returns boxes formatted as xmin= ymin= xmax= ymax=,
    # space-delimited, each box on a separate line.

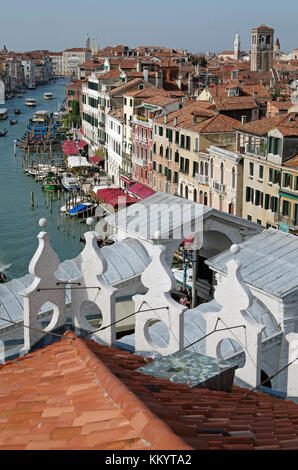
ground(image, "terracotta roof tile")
xmin=3 ymin=332 xmax=298 ymax=449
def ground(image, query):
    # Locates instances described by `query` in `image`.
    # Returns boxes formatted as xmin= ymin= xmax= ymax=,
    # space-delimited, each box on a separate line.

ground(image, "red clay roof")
xmin=0 ymin=332 xmax=189 ymax=450
xmin=2 ymin=332 xmax=298 ymax=450
xmin=283 ymin=155 xmax=298 ymax=168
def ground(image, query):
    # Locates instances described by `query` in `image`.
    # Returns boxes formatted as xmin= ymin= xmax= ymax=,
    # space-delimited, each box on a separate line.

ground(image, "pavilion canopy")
xmin=62 ymin=141 xmax=78 ymax=156
xmin=67 ymin=156 xmax=92 ymax=168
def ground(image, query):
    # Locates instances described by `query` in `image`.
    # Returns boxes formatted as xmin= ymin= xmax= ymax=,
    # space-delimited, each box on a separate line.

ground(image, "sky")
xmin=0 ymin=0 xmax=297 ymax=54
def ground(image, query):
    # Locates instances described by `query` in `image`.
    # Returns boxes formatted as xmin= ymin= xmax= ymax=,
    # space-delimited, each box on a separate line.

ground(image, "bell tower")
xmin=251 ymin=25 xmax=274 ymax=72
xmin=234 ymin=33 xmax=240 ymax=61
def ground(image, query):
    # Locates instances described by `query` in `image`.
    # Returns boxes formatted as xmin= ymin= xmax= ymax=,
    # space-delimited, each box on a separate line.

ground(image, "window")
xmin=180 ymin=156 xmax=184 ymax=172
xmin=255 ymin=190 xmax=263 ymax=207
xmin=194 ymin=138 xmax=199 ymax=152
xmin=184 ymin=159 xmax=189 ymax=175
xmin=257 ymin=219 xmax=262 ymax=225
xmin=282 ymin=200 xmax=291 ymax=217
xmin=180 ymin=134 xmax=185 ymax=149
xmin=174 ymin=150 xmax=179 ymax=163
xmin=220 ymin=162 xmax=224 ymax=185
xmin=232 ymin=167 xmax=236 ymax=189
xmin=186 ymin=136 xmax=190 ymax=151
xmin=130 ymin=99 xmax=133 ymax=107
xmin=159 ymin=145 xmax=163 ymax=157
xmin=159 ymin=126 xmax=163 ymax=137
xmin=175 ymin=131 xmax=179 ymax=144
xmin=259 ymin=165 xmax=264 ymax=180
xmin=246 ymin=186 xmax=254 ymax=203
xmin=271 ymin=196 xmax=278 ymax=213
xmin=264 ymin=194 xmax=270 ymax=210
xmin=249 ymin=162 xmax=254 ymax=177
xmin=247 ymin=215 xmax=252 ymax=221
xmin=193 ymin=161 xmax=198 ymax=177
xmin=210 ymin=159 xmax=213 ymax=179
xmin=283 ymin=173 xmax=292 ymax=188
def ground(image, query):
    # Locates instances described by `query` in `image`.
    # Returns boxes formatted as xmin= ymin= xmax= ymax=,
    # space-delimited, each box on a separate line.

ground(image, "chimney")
xmin=136 ymin=59 xmax=141 ymax=72
xmin=174 ymin=116 xmax=178 ymax=126
xmin=143 ymin=66 xmax=149 ymax=82
xmin=164 ymin=114 xmax=168 ymax=124
xmin=182 ymin=96 xmax=186 ymax=107
xmin=241 ymin=115 xmax=247 ymax=124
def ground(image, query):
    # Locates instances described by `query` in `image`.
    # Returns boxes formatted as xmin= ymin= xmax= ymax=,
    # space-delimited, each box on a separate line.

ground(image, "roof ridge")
xmin=63 ymin=331 xmax=192 ymax=450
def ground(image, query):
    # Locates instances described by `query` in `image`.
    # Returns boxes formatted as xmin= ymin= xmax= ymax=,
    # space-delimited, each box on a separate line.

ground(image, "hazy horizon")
xmin=0 ymin=0 xmax=297 ymax=54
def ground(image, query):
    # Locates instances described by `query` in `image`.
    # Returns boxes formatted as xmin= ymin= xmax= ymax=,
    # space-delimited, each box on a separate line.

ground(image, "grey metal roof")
xmin=206 ymin=228 xmax=298 ymax=298
xmin=106 ymin=191 xmax=261 ymax=242
xmin=0 ymin=238 xmax=150 ymax=329
xmin=106 ymin=191 xmax=212 ymax=241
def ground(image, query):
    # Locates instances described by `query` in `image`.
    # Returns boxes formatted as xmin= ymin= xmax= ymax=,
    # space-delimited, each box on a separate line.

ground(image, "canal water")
xmin=0 ymin=79 xmax=84 ymax=280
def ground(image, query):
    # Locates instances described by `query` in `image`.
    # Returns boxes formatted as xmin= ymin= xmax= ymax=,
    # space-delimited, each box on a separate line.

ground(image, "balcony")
xmin=132 ymin=115 xmax=152 ymax=128
xmin=195 ymin=174 xmax=209 ymax=185
xmin=212 ymin=181 xmax=226 ymax=193
xmin=274 ymin=212 xmax=298 ymax=230
xmin=132 ymin=155 xmax=148 ymax=168
xmin=246 ymin=144 xmax=266 ymax=157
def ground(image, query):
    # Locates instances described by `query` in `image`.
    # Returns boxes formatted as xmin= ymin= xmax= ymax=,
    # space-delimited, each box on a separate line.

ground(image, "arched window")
xmin=205 ymin=162 xmax=208 ymax=177
xmin=200 ymin=161 xmax=204 ymax=175
xmin=180 ymin=183 xmax=183 ymax=197
xmin=199 ymin=190 xmax=203 ymax=204
xmin=204 ymin=192 xmax=208 ymax=205
xmin=159 ymin=144 xmax=163 ymax=157
xmin=193 ymin=189 xmax=197 ymax=202
xmin=220 ymin=162 xmax=224 ymax=185
xmin=232 ymin=167 xmax=236 ymax=189
xmin=266 ymin=35 xmax=271 ymax=45
xmin=210 ymin=159 xmax=213 ymax=179
xmin=185 ymin=186 xmax=189 ymax=200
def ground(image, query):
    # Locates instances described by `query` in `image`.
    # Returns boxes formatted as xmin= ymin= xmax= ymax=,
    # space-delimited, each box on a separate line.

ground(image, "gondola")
xmin=14 ymin=109 xmax=21 ymax=115
xmin=0 ymin=129 xmax=8 ymax=137
xmin=10 ymin=119 xmax=17 ymax=125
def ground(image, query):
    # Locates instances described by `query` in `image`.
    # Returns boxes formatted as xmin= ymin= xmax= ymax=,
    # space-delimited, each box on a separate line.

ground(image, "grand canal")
xmin=0 ymin=79 xmax=84 ymax=280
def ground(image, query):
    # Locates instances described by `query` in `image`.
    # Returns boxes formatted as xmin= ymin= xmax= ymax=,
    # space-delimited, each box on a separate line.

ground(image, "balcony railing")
xmin=274 ymin=212 xmax=298 ymax=229
xmin=212 ymin=181 xmax=226 ymax=193
xmin=246 ymin=144 xmax=266 ymax=157
xmin=132 ymin=155 xmax=148 ymax=168
xmin=195 ymin=174 xmax=209 ymax=185
xmin=132 ymin=115 xmax=152 ymax=127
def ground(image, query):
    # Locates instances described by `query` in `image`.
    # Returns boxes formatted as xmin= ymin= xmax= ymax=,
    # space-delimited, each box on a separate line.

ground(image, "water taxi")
xmin=25 ymin=98 xmax=36 ymax=106
xmin=32 ymin=110 xmax=49 ymax=123
xmin=0 ymin=108 xmax=8 ymax=120
xmin=44 ymin=92 xmax=53 ymax=100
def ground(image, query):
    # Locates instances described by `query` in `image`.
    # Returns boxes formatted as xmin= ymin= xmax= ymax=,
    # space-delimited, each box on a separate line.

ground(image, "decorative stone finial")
xmin=153 ymin=230 xmax=161 ymax=243
xmin=39 ymin=218 xmax=47 ymax=230
xmin=86 ymin=217 xmax=95 ymax=226
xmin=230 ymin=243 xmax=240 ymax=255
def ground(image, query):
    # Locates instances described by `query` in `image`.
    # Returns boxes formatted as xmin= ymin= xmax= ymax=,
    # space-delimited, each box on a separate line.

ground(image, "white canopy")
xmin=67 ymin=156 xmax=92 ymax=168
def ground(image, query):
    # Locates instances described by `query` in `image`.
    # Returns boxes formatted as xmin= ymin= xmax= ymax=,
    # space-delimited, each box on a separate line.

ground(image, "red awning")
xmin=119 ymin=175 xmax=131 ymax=184
xmin=77 ymin=140 xmax=88 ymax=149
xmin=62 ymin=141 xmax=78 ymax=155
xmin=96 ymin=188 xmax=138 ymax=208
xmin=80 ymin=128 xmax=84 ymax=135
xmin=89 ymin=155 xmax=104 ymax=164
xmin=127 ymin=182 xmax=155 ymax=200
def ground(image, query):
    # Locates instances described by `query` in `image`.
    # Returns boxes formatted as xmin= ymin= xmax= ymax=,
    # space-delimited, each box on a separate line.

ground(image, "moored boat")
xmin=42 ymin=172 xmax=61 ymax=192
xmin=62 ymin=173 xmax=80 ymax=191
xmin=68 ymin=202 xmax=96 ymax=217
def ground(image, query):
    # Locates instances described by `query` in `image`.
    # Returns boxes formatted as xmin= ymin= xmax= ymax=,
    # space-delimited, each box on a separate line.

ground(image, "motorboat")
xmin=0 ymin=108 xmax=8 ymax=120
xmin=61 ymin=173 xmax=80 ymax=191
xmin=68 ymin=202 xmax=96 ymax=217
xmin=25 ymin=98 xmax=36 ymax=106
xmin=0 ymin=128 xmax=8 ymax=137
xmin=42 ymin=172 xmax=61 ymax=192
xmin=27 ymin=83 xmax=36 ymax=89
xmin=44 ymin=92 xmax=53 ymax=100
xmin=60 ymin=196 xmax=82 ymax=212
